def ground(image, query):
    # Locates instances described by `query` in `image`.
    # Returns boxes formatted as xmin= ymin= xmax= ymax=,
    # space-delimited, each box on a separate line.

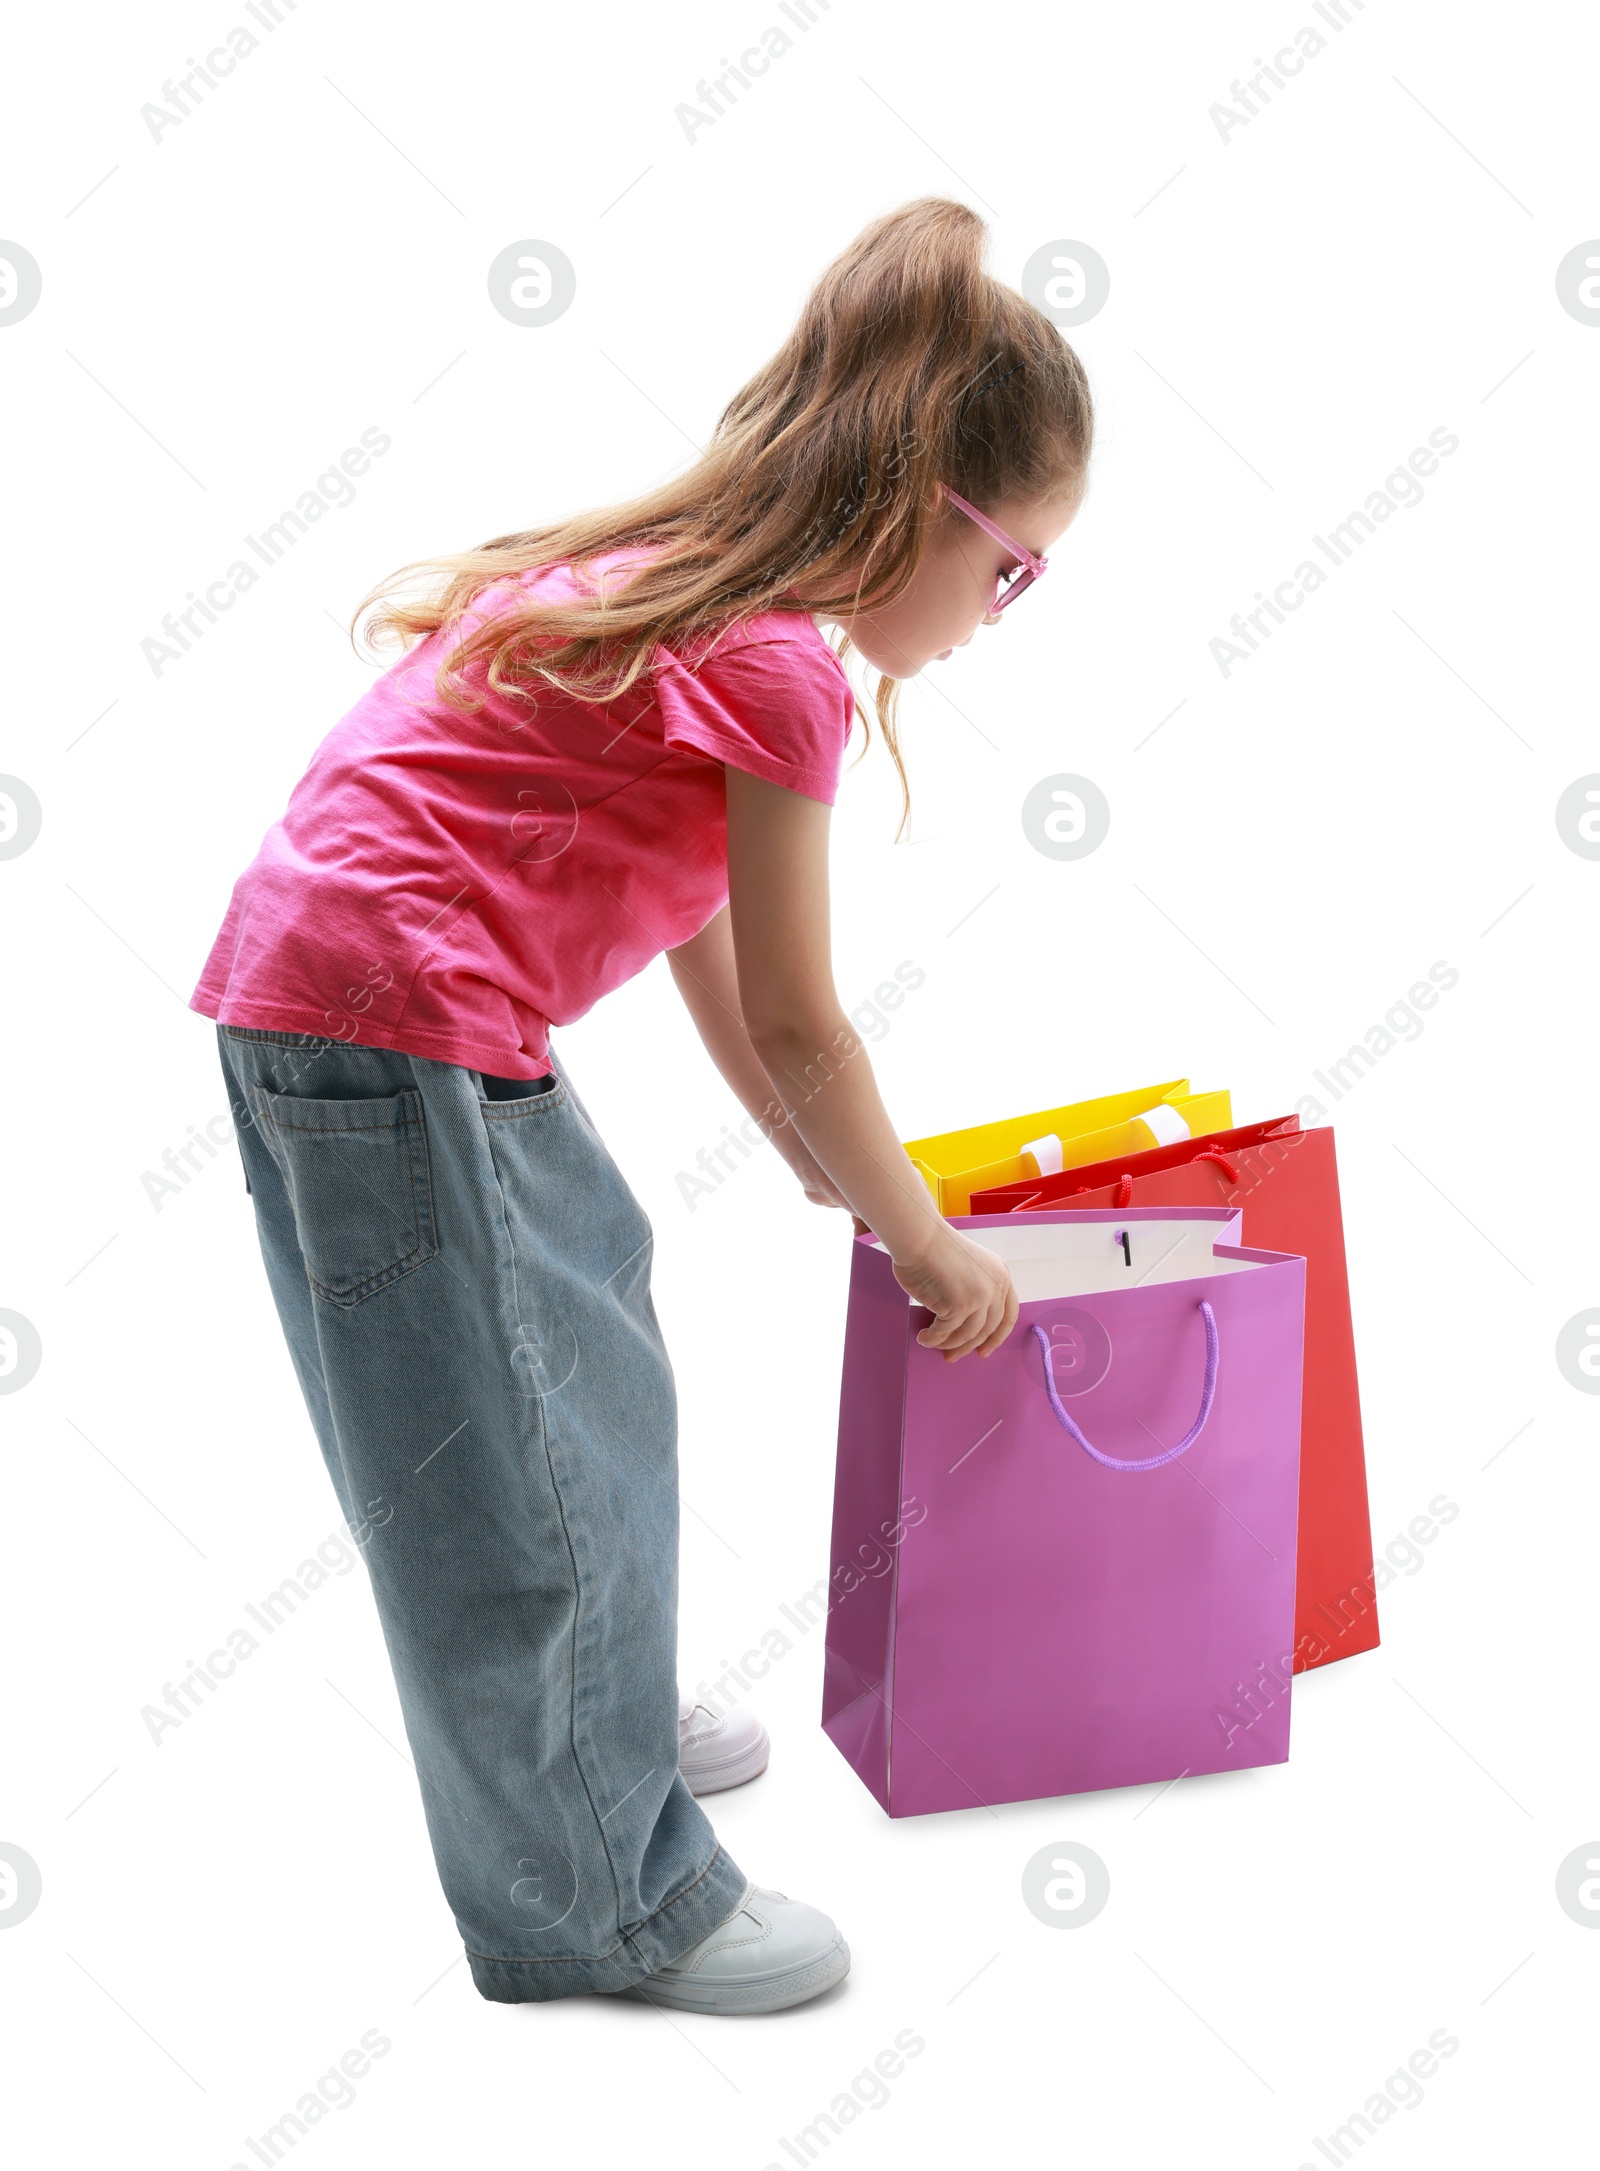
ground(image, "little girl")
xmin=193 ymin=196 xmax=1093 ymax=2015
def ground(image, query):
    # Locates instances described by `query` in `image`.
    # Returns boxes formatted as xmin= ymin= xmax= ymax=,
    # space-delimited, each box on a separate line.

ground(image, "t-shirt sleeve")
xmin=654 ymin=633 xmax=854 ymax=805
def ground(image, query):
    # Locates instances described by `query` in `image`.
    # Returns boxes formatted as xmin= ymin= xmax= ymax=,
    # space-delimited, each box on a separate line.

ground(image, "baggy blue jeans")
xmin=215 ymin=1025 xmax=748 ymax=2000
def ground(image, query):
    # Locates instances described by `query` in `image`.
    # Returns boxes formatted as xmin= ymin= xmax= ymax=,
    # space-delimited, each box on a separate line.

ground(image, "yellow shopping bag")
xmin=904 ymin=1079 xmax=1233 ymax=1216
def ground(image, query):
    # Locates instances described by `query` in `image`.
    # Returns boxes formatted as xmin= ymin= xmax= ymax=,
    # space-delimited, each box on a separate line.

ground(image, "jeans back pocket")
xmin=248 ymin=1083 xmax=439 ymax=1306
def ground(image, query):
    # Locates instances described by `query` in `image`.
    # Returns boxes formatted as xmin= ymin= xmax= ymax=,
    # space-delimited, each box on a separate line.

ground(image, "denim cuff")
xmin=465 ymin=1844 xmax=750 ymax=2004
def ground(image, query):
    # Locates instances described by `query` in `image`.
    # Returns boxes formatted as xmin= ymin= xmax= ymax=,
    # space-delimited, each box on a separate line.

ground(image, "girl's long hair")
xmin=356 ymin=197 xmax=1094 ymax=832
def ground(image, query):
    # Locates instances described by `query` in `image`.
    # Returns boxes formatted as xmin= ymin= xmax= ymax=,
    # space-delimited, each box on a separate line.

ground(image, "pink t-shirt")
xmin=190 ymin=554 xmax=855 ymax=1077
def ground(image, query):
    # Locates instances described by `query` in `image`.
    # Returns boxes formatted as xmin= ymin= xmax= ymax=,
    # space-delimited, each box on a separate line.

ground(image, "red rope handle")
xmin=1196 ymin=1147 xmax=1240 ymax=1182
xmin=1067 ymin=1171 xmax=1136 ymax=1204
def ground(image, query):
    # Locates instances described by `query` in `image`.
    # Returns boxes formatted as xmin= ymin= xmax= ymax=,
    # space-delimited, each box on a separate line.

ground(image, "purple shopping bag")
xmin=822 ymin=1207 xmax=1306 ymax=1816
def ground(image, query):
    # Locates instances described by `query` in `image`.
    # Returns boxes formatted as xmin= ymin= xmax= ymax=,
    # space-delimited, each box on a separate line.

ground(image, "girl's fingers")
xmin=946 ymin=1320 xmax=998 ymax=1362
xmin=958 ymin=1286 xmax=1017 ymax=1361
xmin=917 ymin=1316 xmax=969 ymax=1351
xmin=917 ymin=1301 xmax=980 ymax=1350
xmin=983 ymin=1283 xmax=1020 ymax=1354
xmin=920 ymin=1282 xmax=1012 ymax=1355
xmin=913 ymin=1255 xmax=1017 ymax=1359
xmin=910 ymin=1261 xmax=1018 ymax=1362
xmin=937 ymin=1307 xmax=997 ymax=1361
xmin=976 ymin=1308 xmax=1014 ymax=1357
xmin=971 ymin=1303 xmax=1010 ymax=1357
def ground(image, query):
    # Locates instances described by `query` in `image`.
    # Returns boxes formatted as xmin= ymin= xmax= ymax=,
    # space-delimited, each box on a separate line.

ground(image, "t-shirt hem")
xmin=190 ymin=989 xmax=553 ymax=1080
xmin=660 ymin=731 xmax=840 ymax=805
xmin=654 ymin=633 xmax=850 ymax=803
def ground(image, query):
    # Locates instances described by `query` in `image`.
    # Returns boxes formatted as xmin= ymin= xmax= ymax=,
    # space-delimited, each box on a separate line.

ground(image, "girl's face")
xmin=818 ymin=488 xmax=1081 ymax=678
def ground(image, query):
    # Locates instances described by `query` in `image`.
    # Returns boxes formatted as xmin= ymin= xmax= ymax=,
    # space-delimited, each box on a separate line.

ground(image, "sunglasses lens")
xmin=993 ymin=564 xmax=1037 ymax=613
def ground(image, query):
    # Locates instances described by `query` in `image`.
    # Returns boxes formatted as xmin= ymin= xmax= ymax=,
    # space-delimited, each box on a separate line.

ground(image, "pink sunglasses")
xmin=939 ymin=484 xmax=1049 ymax=615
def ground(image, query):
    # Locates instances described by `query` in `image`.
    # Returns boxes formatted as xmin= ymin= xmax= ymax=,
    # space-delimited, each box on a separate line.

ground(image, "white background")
xmin=3 ymin=0 xmax=1595 ymax=2163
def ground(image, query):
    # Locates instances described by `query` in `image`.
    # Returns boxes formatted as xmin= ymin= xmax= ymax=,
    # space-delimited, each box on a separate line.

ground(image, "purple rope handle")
xmin=1029 ymin=1301 xmax=1219 ymax=1471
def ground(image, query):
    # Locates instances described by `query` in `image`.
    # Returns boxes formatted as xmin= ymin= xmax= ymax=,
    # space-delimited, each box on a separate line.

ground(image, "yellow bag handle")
xmin=905 ymin=1081 xmax=1233 ymax=1215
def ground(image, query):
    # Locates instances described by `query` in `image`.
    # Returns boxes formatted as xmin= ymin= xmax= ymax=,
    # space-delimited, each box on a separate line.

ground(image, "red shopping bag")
xmin=971 ymin=1117 xmax=1377 ymax=1674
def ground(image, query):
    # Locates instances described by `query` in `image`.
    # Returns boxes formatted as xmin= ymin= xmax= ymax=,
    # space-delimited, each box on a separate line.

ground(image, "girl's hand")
xmin=777 ymin=1131 xmax=855 ymax=1214
xmin=892 ymin=1226 xmax=1018 ymax=1362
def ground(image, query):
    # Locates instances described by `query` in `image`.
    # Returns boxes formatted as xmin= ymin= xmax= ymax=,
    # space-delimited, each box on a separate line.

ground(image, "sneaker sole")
xmin=681 ymin=1736 xmax=771 ymax=1796
xmin=622 ymin=1937 xmax=850 ymax=2015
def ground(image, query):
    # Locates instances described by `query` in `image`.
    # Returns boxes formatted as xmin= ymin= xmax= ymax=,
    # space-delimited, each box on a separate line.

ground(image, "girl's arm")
xmin=717 ymin=765 xmax=1017 ymax=1361
xmin=666 ymin=906 xmax=851 ymax=1212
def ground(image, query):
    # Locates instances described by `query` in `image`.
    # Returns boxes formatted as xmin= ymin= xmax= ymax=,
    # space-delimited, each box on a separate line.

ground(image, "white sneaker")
xmin=623 ymin=1885 xmax=850 ymax=2014
xmin=678 ymin=1695 xmax=770 ymax=1795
